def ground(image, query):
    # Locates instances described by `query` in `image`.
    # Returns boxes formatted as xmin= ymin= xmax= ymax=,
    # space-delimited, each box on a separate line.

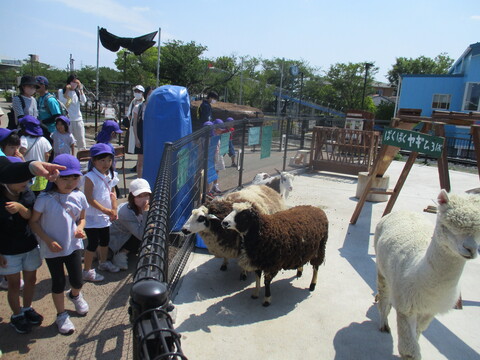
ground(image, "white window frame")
xmin=461 ymin=82 xmax=480 ymax=112
xmin=431 ymin=93 xmax=451 ymax=110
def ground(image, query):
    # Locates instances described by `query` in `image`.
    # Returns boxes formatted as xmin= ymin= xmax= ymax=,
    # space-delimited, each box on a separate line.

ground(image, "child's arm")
xmin=110 ymin=191 xmax=118 ymax=221
xmin=5 ymin=201 xmax=32 ymax=220
xmin=0 ymin=254 xmax=7 ymax=268
xmin=74 ymin=209 xmax=86 ymax=238
xmin=70 ymin=143 xmax=75 ymax=155
xmin=29 ymin=210 xmax=63 ymax=252
xmin=84 ymin=177 xmax=114 ymax=217
xmin=44 ymin=150 xmax=51 ymax=162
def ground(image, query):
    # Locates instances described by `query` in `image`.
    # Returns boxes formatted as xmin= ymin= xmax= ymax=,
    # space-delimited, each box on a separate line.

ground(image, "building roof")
xmin=448 ymin=42 xmax=480 ymax=75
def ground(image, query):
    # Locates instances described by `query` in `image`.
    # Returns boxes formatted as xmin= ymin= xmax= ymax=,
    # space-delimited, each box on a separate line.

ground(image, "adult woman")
xmin=132 ymin=86 xmax=153 ymax=178
xmin=126 ymin=85 xmax=144 ymax=156
xmin=58 ymin=74 xmax=87 ymax=150
xmin=11 ymin=76 xmax=39 ymax=127
xmin=110 ymin=178 xmax=151 ymax=270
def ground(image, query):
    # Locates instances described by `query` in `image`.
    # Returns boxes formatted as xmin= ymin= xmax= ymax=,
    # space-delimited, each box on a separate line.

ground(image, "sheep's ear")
xmin=438 ymin=189 xmax=449 ymax=205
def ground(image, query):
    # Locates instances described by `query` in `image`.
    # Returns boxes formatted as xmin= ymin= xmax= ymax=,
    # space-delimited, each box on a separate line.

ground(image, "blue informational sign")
xmin=248 ymin=126 xmax=260 ymax=145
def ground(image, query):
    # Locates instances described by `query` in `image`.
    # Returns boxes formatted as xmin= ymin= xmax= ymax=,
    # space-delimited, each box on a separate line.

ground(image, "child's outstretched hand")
xmin=5 ymin=201 xmax=21 ymax=214
xmin=48 ymin=241 xmax=63 ymax=253
xmin=0 ymin=255 xmax=7 ymax=268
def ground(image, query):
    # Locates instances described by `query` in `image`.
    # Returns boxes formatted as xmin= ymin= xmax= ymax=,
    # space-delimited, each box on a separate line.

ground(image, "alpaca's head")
xmin=437 ymin=190 xmax=480 ymax=259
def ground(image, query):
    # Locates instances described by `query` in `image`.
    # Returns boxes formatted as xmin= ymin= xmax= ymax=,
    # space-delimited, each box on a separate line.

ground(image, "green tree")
xmin=321 ymin=62 xmax=378 ymax=111
xmin=375 ymin=101 xmax=395 ymax=120
xmin=387 ymin=53 xmax=454 ymax=86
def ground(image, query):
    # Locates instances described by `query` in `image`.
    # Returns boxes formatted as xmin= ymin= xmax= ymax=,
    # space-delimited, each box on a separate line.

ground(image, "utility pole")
xmin=238 ymin=57 xmax=244 ymax=105
xmin=361 ymin=62 xmax=373 ymax=109
xmin=69 ymin=54 xmax=75 ymax=73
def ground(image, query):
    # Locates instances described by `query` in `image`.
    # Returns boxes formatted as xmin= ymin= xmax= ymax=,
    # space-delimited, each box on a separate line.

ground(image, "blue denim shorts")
xmin=0 ymin=247 xmax=42 ymax=275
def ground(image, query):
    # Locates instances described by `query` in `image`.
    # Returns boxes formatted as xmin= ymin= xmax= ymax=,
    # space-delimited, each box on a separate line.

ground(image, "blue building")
xmin=397 ymin=42 xmax=480 ymax=117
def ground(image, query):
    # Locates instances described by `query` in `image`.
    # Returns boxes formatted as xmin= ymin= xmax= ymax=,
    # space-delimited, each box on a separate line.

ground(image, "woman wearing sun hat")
xmin=11 ymin=76 xmax=39 ymax=128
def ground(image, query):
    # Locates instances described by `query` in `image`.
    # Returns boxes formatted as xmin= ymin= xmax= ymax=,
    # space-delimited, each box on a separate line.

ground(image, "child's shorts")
xmin=0 ymin=247 xmax=42 ymax=275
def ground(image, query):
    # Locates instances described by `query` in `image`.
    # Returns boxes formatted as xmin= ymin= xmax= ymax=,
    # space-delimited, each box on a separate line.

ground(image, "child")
xmin=29 ymin=154 xmax=89 ymax=335
xmin=225 ymin=117 xmax=237 ymax=167
xmin=0 ymin=128 xmax=25 ymax=160
xmin=82 ymin=143 xmax=120 ymax=282
xmin=51 ymin=116 xmax=76 ymax=156
xmin=18 ymin=115 xmax=52 ymax=193
xmin=210 ymin=119 xmax=226 ymax=194
xmin=0 ymin=156 xmax=43 ymax=334
xmin=96 ymin=120 xmax=123 ymax=149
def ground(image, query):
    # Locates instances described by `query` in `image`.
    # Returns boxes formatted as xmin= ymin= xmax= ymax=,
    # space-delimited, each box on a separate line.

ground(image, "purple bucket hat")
xmin=56 ymin=115 xmax=71 ymax=127
xmin=90 ymin=143 xmax=114 ymax=157
xmin=19 ymin=115 xmax=43 ymax=136
xmin=102 ymin=120 xmax=122 ymax=134
xmin=0 ymin=128 xmax=14 ymax=143
xmin=6 ymin=156 xmax=23 ymax=163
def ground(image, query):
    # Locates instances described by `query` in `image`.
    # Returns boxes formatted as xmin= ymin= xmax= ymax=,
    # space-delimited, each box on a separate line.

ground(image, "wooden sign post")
xmin=350 ymin=120 xmax=449 ymax=224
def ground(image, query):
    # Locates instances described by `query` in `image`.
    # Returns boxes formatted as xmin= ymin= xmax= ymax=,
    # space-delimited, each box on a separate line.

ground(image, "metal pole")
xmin=277 ymin=59 xmax=284 ymax=118
xmin=95 ymin=26 xmax=100 ymax=134
xmin=156 ymin=28 xmax=161 ymax=87
xmin=299 ymin=72 xmax=306 ymax=149
xmin=238 ymin=58 xmax=244 ymax=105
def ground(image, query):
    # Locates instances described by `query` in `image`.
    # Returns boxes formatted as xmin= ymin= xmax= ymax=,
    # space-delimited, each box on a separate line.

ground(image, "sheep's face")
xmin=280 ymin=172 xmax=294 ymax=193
xmin=222 ymin=202 xmax=255 ymax=234
xmin=437 ymin=190 xmax=480 ymax=259
xmin=182 ymin=206 xmax=210 ymax=235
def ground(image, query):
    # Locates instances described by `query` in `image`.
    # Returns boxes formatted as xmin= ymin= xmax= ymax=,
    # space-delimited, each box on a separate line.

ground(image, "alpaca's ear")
xmin=438 ymin=189 xmax=449 ymax=205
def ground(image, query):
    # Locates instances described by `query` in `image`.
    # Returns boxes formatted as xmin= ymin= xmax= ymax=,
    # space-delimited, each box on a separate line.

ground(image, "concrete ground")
xmin=0 ymin=102 xmax=479 ymax=359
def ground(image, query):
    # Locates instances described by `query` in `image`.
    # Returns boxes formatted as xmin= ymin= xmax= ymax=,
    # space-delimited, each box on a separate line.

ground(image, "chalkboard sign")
xmin=382 ymin=127 xmax=444 ymax=158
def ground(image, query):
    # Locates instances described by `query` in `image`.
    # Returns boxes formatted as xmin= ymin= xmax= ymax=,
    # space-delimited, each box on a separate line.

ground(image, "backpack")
xmin=45 ymin=93 xmax=69 ymax=117
xmin=7 ymin=95 xmax=26 ymax=130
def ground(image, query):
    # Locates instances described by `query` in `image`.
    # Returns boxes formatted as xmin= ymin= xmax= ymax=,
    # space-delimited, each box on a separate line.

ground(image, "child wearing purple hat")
xmin=96 ymin=120 xmax=122 ymax=146
xmin=0 ymin=128 xmax=24 ymax=161
xmin=18 ymin=115 xmax=52 ymax=193
xmin=0 ymin=156 xmax=43 ymax=334
xmin=29 ymin=154 xmax=89 ymax=334
xmin=51 ymin=116 xmax=76 ymax=156
xmin=82 ymin=143 xmax=120 ymax=281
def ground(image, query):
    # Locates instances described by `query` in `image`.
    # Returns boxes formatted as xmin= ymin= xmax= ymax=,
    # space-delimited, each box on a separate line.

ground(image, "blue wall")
xmin=399 ymin=75 xmax=464 ymax=116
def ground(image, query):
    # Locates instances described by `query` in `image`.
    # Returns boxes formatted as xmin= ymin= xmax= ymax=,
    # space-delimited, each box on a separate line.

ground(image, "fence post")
xmin=202 ymin=132 xmax=210 ymax=200
xmin=282 ymin=116 xmax=292 ymax=171
xmin=237 ymin=119 xmax=247 ymax=188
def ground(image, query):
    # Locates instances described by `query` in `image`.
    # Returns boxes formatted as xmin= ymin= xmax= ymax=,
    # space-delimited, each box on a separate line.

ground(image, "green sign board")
xmin=382 ymin=127 xmax=445 ymax=158
xmin=260 ymin=125 xmax=273 ymax=159
xmin=176 ymin=148 xmax=189 ymax=189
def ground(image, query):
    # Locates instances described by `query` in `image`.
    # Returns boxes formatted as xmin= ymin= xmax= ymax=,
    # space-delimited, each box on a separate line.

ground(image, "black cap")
xmin=19 ymin=75 xmax=37 ymax=87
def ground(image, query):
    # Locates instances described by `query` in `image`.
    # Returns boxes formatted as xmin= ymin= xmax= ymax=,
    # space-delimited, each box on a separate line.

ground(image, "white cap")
xmin=129 ymin=178 xmax=151 ymax=196
xmin=133 ymin=85 xmax=145 ymax=92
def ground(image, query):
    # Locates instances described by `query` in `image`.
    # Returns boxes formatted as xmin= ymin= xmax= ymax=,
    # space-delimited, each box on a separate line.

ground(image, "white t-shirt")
xmin=84 ymin=167 xmax=119 ymax=228
xmin=51 ymin=131 xmax=76 ymax=155
xmin=34 ymin=190 xmax=88 ymax=259
xmin=58 ymin=89 xmax=87 ymax=121
xmin=20 ymin=135 xmax=52 ymax=162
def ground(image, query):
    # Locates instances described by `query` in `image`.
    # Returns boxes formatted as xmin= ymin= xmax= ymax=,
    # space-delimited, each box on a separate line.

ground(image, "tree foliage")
xmin=387 ymin=53 xmax=454 ymax=86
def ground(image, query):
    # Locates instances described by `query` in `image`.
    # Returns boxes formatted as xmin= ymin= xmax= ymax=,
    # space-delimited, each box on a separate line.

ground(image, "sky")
xmin=1 ymin=0 xmax=479 ymax=83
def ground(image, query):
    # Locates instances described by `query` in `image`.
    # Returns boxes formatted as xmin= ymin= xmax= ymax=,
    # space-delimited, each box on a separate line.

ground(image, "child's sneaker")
xmin=67 ymin=290 xmax=89 ymax=315
xmin=113 ymin=252 xmax=128 ymax=271
xmin=213 ymin=184 xmax=221 ymax=193
xmin=10 ymin=313 xmax=31 ymax=334
xmin=56 ymin=311 xmax=74 ymax=335
xmin=22 ymin=307 xmax=44 ymax=325
xmin=98 ymin=260 xmax=120 ymax=273
xmin=82 ymin=269 xmax=104 ymax=282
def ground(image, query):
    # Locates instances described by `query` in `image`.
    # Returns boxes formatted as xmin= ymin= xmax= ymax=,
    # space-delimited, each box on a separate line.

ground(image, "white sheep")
xmin=374 ymin=189 xmax=480 ymax=360
xmin=252 ymin=169 xmax=295 ymax=199
xmin=222 ymin=202 xmax=328 ymax=306
xmin=181 ymin=185 xmax=287 ymax=279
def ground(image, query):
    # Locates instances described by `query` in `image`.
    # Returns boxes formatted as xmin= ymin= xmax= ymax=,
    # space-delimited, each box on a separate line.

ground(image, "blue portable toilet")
xmin=143 ymin=85 xmax=194 ymax=234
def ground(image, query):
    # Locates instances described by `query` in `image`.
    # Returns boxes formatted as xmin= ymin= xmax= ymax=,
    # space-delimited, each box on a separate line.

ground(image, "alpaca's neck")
xmin=418 ymin=229 xmax=466 ymax=287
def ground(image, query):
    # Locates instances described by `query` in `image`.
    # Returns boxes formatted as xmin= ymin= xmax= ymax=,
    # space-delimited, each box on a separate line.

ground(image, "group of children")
xmin=0 ymin=114 xmax=124 ymax=335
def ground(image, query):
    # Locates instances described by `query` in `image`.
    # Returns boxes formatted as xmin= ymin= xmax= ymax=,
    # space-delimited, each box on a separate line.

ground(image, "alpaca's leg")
xmin=309 ymin=265 xmax=319 ymax=291
xmin=397 ymin=312 xmax=421 ymax=360
xmin=416 ymin=314 xmax=434 ymax=339
xmin=376 ymin=270 xmax=392 ymax=333
xmin=220 ymin=258 xmax=228 ymax=271
xmin=251 ymin=270 xmax=262 ymax=299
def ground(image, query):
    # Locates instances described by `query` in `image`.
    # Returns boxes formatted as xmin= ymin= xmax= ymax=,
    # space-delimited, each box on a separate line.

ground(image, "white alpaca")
xmin=374 ymin=189 xmax=480 ymax=360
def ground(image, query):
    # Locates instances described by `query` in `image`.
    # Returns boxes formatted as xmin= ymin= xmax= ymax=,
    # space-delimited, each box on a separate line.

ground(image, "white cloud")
xmin=471 ymin=15 xmax=480 ymax=20
xmin=50 ymin=0 xmax=156 ymax=34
